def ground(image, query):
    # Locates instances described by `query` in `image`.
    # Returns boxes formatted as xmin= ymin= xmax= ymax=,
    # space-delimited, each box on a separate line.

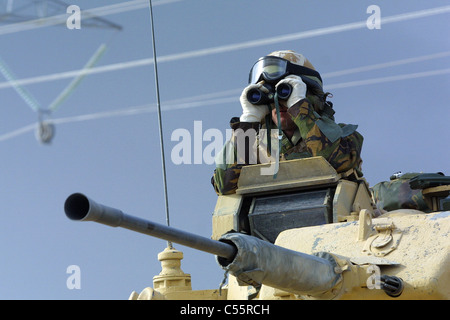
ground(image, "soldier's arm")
xmin=211 ymin=120 xmax=260 ymax=195
xmin=212 ymin=162 xmax=243 ymax=195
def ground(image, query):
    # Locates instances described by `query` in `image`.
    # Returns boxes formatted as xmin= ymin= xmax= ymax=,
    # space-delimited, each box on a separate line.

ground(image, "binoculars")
xmin=247 ymin=83 xmax=292 ymax=105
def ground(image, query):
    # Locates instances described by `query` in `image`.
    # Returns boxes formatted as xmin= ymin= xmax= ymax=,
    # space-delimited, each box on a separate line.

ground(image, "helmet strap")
xmin=272 ymin=93 xmax=282 ymax=179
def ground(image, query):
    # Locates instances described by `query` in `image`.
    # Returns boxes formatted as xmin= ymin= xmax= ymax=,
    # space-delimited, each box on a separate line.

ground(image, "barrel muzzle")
xmin=64 ymin=192 xmax=93 ymax=221
xmin=64 ymin=192 xmax=124 ymax=227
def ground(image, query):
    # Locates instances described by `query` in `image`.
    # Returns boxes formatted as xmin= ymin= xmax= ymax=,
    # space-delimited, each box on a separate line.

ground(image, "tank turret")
xmin=64 ymin=157 xmax=449 ymax=300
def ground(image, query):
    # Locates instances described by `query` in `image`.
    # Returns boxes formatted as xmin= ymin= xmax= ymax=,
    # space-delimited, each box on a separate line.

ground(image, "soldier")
xmin=212 ymin=50 xmax=364 ymax=195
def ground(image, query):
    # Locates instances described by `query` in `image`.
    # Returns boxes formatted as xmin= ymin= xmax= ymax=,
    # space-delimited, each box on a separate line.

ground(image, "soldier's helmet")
xmin=248 ymin=50 xmax=323 ymax=90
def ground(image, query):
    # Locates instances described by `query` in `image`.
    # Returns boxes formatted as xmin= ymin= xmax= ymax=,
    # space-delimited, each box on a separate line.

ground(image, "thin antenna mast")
xmin=147 ymin=0 xmax=172 ymax=248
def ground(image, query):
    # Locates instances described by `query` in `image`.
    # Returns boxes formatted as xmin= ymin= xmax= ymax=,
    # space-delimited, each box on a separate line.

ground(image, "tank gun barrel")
xmin=64 ymin=193 xmax=342 ymax=297
xmin=64 ymin=193 xmax=237 ymax=260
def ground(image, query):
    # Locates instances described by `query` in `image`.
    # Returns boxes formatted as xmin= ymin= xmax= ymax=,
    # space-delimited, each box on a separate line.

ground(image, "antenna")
xmin=147 ymin=0 xmax=172 ymax=248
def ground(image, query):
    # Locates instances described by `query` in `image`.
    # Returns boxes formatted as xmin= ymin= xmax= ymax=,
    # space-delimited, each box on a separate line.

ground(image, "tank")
xmin=64 ymin=156 xmax=449 ymax=300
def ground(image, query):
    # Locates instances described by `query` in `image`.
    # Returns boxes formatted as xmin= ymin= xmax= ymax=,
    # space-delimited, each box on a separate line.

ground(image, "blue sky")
xmin=0 ymin=0 xmax=449 ymax=299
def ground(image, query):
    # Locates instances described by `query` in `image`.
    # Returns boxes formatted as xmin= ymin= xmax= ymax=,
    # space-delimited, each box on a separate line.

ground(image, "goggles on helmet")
xmin=248 ymin=56 xmax=322 ymax=85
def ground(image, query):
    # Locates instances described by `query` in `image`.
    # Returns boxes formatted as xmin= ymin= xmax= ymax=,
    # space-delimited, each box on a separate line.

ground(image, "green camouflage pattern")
xmin=290 ymin=99 xmax=363 ymax=174
xmin=371 ymin=173 xmax=431 ymax=212
xmin=212 ymin=98 xmax=364 ymax=195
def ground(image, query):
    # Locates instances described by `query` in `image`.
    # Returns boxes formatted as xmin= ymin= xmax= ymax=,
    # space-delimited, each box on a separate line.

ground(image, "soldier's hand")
xmin=276 ymin=75 xmax=307 ymax=108
xmin=239 ymin=83 xmax=270 ymax=123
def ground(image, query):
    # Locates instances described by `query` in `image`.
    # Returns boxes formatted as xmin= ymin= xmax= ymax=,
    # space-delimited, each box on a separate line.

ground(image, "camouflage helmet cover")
xmin=268 ymin=50 xmax=316 ymax=71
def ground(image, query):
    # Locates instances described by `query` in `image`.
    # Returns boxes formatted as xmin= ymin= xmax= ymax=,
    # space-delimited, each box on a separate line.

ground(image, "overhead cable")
xmin=0 ymin=0 xmax=182 ymax=35
xmin=2 ymin=66 xmax=449 ymax=142
xmin=1 ymin=5 xmax=449 ymax=90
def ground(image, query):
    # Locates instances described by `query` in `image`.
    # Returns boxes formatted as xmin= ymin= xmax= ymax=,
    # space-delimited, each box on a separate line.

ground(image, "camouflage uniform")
xmin=371 ymin=173 xmax=431 ymax=213
xmin=211 ymin=96 xmax=364 ymax=195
